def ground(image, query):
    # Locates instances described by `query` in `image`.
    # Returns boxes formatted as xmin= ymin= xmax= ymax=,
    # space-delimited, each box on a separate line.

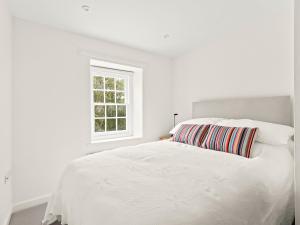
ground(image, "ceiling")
xmin=9 ymin=0 xmax=288 ymax=57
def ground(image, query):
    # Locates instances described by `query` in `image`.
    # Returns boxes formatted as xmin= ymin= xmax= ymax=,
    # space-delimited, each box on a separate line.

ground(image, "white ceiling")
xmin=9 ymin=0 xmax=287 ymax=57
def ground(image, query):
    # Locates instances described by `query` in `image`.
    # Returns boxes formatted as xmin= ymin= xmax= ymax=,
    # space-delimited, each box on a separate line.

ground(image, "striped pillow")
xmin=172 ymin=124 xmax=211 ymax=147
xmin=202 ymin=125 xmax=258 ymax=158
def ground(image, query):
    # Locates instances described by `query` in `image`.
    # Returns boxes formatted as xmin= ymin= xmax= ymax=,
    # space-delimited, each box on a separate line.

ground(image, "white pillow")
xmin=216 ymin=119 xmax=294 ymax=145
xmin=169 ymin=118 xmax=224 ymax=134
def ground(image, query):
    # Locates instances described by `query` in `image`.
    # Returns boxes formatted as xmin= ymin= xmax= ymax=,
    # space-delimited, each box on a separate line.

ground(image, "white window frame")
xmin=90 ymin=65 xmax=133 ymax=142
xmin=89 ymin=58 xmax=143 ymax=144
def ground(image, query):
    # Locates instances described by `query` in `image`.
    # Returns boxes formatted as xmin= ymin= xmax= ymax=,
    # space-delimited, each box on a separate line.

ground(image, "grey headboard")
xmin=192 ymin=96 xmax=293 ymax=126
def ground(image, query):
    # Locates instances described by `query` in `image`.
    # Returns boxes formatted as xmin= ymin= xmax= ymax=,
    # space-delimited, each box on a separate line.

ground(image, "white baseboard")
xmin=13 ymin=194 xmax=51 ymax=213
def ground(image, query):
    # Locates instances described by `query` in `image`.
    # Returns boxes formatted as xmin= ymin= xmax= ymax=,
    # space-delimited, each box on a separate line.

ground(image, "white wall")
xmin=13 ymin=19 xmax=172 ymax=204
xmin=295 ymin=0 xmax=299 ymax=223
xmin=0 ymin=0 xmax=13 ymax=223
xmin=172 ymin=2 xmax=294 ymax=122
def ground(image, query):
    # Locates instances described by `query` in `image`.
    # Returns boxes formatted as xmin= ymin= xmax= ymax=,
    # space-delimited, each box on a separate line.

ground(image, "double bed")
xmin=43 ymin=96 xmax=294 ymax=225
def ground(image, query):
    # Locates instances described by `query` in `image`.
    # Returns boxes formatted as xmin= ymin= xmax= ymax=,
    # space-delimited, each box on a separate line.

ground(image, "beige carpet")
xmin=9 ymin=204 xmax=60 ymax=225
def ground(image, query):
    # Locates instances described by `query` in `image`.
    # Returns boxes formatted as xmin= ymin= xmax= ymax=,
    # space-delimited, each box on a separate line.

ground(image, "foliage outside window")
xmin=91 ymin=66 xmax=131 ymax=141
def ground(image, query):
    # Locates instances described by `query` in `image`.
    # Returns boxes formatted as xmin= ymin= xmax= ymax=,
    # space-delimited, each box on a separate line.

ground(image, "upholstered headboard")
xmin=192 ymin=96 xmax=293 ymax=126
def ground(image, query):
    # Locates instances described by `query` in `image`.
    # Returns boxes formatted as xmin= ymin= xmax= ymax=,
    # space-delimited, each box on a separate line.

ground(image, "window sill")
xmin=91 ymin=135 xmax=142 ymax=144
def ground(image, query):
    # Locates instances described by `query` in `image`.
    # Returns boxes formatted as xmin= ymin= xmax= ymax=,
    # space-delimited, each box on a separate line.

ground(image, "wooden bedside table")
xmin=159 ymin=135 xmax=172 ymax=140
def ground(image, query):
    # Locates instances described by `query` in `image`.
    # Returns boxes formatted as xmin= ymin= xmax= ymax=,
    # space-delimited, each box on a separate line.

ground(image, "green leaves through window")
xmin=92 ymin=73 xmax=128 ymax=133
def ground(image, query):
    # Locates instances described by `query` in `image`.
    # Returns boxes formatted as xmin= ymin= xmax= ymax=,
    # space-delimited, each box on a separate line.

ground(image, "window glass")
xmin=92 ymin=69 xmax=129 ymax=136
xmin=93 ymin=76 xmax=104 ymax=89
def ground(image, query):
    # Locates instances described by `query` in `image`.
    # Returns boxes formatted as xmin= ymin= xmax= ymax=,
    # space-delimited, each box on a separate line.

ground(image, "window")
xmin=90 ymin=59 xmax=143 ymax=143
xmin=91 ymin=66 xmax=133 ymax=141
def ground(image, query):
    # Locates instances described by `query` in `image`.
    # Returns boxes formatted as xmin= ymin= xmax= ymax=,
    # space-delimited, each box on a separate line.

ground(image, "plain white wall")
xmin=172 ymin=1 xmax=294 ymax=122
xmin=295 ymin=0 xmax=299 ymax=223
xmin=0 ymin=0 xmax=13 ymax=223
xmin=13 ymin=19 xmax=172 ymax=204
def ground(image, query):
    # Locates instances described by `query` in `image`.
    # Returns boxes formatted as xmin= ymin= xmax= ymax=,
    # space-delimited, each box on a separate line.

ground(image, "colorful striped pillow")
xmin=172 ymin=124 xmax=211 ymax=147
xmin=202 ymin=125 xmax=258 ymax=158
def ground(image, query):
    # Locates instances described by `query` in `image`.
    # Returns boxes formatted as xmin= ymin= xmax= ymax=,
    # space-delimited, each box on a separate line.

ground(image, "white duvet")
xmin=43 ymin=141 xmax=294 ymax=225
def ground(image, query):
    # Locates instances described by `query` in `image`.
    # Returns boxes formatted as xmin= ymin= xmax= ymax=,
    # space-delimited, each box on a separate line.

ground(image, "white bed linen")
xmin=43 ymin=141 xmax=294 ymax=225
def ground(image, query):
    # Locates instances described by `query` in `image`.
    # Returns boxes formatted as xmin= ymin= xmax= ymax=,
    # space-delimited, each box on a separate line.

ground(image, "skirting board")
xmin=13 ymin=194 xmax=51 ymax=213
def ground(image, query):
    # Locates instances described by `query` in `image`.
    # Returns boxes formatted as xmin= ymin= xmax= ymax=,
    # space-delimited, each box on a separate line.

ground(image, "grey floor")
xmin=9 ymin=204 xmax=60 ymax=225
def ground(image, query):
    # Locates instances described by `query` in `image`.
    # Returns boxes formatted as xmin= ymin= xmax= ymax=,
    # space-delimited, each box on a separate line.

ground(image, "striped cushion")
xmin=172 ymin=124 xmax=210 ymax=147
xmin=202 ymin=125 xmax=258 ymax=158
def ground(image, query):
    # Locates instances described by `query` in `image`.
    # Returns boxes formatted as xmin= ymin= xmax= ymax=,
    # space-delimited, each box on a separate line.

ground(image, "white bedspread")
xmin=43 ymin=141 xmax=294 ymax=225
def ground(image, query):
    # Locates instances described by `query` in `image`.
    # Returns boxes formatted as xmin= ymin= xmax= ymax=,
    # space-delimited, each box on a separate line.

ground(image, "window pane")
xmin=105 ymin=77 xmax=115 ymax=90
xmin=94 ymin=105 xmax=105 ymax=117
xmin=117 ymin=105 xmax=126 ymax=117
xmin=94 ymin=91 xmax=104 ymax=103
xmin=95 ymin=119 xmax=105 ymax=132
xmin=107 ymin=119 xmax=116 ymax=131
xmin=116 ymin=92 xmax=125 ymax=103
xmin=93 ymin=76 xmax=104 ymax=89
xmin=116 ymin=79 xmax=125 ymax=91
xmin=106 ymin=105 xmax=116 ymax=117
xmin=117 ymin=118 xmax=126 ymax=131
xmin=105 ymin=91 xmax=115 ymax=103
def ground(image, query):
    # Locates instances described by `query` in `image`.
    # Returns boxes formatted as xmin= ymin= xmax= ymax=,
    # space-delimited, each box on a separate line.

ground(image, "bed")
xmin=43 ymin=96 xmax=294 ymax=225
